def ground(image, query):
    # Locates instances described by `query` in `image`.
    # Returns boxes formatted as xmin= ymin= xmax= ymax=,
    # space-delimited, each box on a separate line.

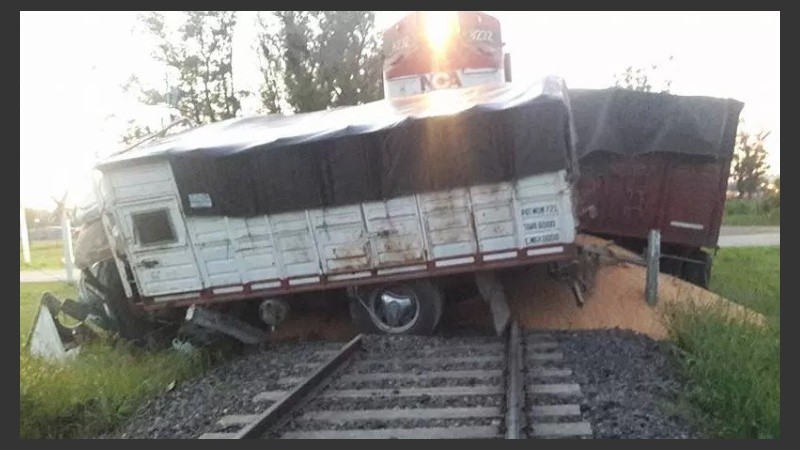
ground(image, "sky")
xmin=20 ymin=11 xmax=780 ymax=210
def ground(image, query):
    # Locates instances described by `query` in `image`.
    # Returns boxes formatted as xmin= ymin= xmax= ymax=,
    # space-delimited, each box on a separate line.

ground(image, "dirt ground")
xmin=267 ymin=313 xmax=356 ymax=342
xmin=265 ymin=293 xmax=356 ymax=342
xmin=267 ymin=235 xmax=764 ymax=341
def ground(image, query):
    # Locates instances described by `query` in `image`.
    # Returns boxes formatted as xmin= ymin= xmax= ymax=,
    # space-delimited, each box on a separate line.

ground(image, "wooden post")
xmin=646 ymin=229 xmax=660 ymax=305
xmin=20 ymin=206 xmax=31 ymax=264
xmin=60 ymin=207 xmax=75 ymax=284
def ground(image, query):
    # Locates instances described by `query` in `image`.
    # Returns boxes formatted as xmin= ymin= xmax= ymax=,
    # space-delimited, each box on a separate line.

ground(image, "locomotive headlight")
xmin=422 ymin=11 xmax=459 ymax=53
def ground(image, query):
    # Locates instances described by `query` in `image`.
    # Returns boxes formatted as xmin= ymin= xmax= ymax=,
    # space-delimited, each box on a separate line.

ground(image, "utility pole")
xmin=20 ymin=205 xmax=31 ymax=264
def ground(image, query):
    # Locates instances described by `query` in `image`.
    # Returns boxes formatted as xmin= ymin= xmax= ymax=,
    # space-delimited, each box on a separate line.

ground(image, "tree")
xmin=256 ymin=11 xmax=384 ymax=114
xmin=127 ymin=12 xmax=247 ymax=128
xmin=731 ymin=129 xmax=771 ymax=199
xmin=614 ymin=56 xmax=674 ymax=93
xmin=120 ymin=121 xmax=155 ymax=146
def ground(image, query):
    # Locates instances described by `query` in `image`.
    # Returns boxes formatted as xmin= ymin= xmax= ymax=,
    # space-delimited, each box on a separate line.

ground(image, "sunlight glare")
xmin=422 ymin=11 xmax=459 ymax=54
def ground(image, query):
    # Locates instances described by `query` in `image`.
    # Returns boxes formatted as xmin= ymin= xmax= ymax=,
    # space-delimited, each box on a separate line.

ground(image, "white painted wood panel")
xmin=106 ymin=160 xmax=576 ymax=300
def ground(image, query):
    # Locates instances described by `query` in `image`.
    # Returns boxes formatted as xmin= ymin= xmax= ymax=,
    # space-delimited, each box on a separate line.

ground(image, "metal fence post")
xmin=646 ymin=229 xmax=660 ymax=305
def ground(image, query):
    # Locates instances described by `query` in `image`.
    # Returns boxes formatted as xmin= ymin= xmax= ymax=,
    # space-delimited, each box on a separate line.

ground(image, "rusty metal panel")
xmin=661 ymin=159 xmax=730 ymax=247
xmin=309 ymin=205 xmax=371 ymax=274
xmin=576 ymin=154 xmax=730 ymax=248
xmin=374 ymin=237 xmax=424 ymax=264
xmin=363 ymin=196 xmax=426 ymax=267
xmin=419 ymin=188 xmax=478 ymax=259
xmin=470 ymin=183 xmax=517 ymax=253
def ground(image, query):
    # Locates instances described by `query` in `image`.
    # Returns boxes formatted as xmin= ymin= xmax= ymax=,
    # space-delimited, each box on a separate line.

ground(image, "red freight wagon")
xmin=569 ymin=88 xmax=744 ymax=287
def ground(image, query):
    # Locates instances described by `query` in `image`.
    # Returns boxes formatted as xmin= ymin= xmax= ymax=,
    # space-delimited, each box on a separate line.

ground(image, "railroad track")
xmin=198 ymin=325 xmax=592 ymax=439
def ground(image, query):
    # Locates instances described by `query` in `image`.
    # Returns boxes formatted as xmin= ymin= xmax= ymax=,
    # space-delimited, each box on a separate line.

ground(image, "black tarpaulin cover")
xmin=97 ymin=77 xmax=577 ymax=217
xmin=569 ymin=88 xmax=744 ymax=160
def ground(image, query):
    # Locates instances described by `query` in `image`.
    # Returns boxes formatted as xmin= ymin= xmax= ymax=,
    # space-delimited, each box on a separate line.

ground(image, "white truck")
xmin=67 ymin=78 xmax=580 ymax=342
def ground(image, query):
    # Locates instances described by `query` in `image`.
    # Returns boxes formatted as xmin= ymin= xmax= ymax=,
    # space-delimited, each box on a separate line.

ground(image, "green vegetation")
xmin=709 ymin=246 xmax=780 ymax=318
xmin=20 ymin=282 xmax=209 ymax=439
xmin=722 ymin=197 xmax=780 ymax=226
xmin=666 ymin=304 xmax=779 ymax=438
xmin=20 ymin=240 xmax=64 ymax=270
xmin=666 ymin=246 xmax=780 ymax=438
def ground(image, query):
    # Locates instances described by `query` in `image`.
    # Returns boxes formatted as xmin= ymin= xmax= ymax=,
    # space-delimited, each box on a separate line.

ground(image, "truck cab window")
xmin=131 ymin=209 xmax=176 ymax=246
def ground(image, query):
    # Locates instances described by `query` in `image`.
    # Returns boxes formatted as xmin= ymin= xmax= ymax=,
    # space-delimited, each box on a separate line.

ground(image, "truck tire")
xmin=682 ymin=251 xmax=712 ymax=288
xmin=349 ymin=280 xmax=444 ymax=336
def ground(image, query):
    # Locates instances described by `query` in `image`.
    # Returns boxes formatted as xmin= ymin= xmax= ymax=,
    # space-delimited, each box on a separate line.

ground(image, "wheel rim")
xmin=369 ymin=285 xmax=421 ymax=333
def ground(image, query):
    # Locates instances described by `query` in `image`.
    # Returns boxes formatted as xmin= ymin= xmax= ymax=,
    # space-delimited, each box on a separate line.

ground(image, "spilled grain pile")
xmin=450 ymin=234 xmax=764 ymax=340
xmin=265 ymin=234 xmax=764 ymax=341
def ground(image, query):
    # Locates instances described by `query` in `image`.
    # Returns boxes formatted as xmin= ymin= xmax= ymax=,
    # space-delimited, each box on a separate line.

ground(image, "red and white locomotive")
xmin=382 ymin=11 xmax=511 ymax=99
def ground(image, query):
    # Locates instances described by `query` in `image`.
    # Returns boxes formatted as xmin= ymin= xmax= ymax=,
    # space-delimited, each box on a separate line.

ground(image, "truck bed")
xmin=103 ymin=162 xmax=577 ymax=309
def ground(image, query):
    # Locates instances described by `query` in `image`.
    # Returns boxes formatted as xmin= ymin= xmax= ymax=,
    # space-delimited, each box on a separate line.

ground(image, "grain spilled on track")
xmin=499 ymin=246 xmax=765 ymax=341
xmin=260 ymin=233 xmax=764 ymax=343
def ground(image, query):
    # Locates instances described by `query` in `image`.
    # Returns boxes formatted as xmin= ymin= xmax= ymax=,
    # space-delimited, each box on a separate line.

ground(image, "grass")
xmin=709 ymin=246 xmax=780 ymax=318
xmin=666 ymin=245 xmax=780 ymax=439
xmin=723 ymin=213 xmax=780 ymax=226
xmin=20 ymin=240 xmax=65 ymax=270
xmin=20 ymin=282 xmax=209 ymax=439
xmin=665 ymin=304 xmax=779 ymax=439
xmin=722 ymin=197 xmax=780 ymax=226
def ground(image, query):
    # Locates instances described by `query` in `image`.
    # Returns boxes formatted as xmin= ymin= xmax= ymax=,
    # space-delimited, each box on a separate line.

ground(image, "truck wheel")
xmin=349 ymin=280 xmax=443 ymax=336
xmin=683 ymin=251 xmax=712 ymax=288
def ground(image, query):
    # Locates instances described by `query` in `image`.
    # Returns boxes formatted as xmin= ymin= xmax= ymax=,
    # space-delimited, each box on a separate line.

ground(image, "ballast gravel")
xmin=107 ymin=329 xmax=702 ymax=439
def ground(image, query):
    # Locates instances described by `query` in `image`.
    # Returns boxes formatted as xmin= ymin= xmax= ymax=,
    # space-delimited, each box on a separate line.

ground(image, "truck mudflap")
xmin=475 ymin=271 xmax=512 ymax=335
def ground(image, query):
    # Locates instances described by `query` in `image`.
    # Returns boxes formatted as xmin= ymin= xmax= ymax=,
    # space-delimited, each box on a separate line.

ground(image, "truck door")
xmin=116 ymin=197 xmax=204 ymax=297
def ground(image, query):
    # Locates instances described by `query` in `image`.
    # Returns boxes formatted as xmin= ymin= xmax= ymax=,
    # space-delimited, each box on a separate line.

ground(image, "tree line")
xmin=122 ymin=11 xmax=384 ymax=143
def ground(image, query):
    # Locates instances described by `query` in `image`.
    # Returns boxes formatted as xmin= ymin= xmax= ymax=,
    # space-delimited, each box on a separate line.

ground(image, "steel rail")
xmin=234 ymin=334 xmax=363 ymax=439
xmin=505 ymin=322 xmax=526 ymax=439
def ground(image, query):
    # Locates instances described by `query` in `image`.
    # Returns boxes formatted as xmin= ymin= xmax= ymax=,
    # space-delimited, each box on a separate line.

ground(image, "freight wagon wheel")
xmin=349 ymin=280 xmax=443 ymax=335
